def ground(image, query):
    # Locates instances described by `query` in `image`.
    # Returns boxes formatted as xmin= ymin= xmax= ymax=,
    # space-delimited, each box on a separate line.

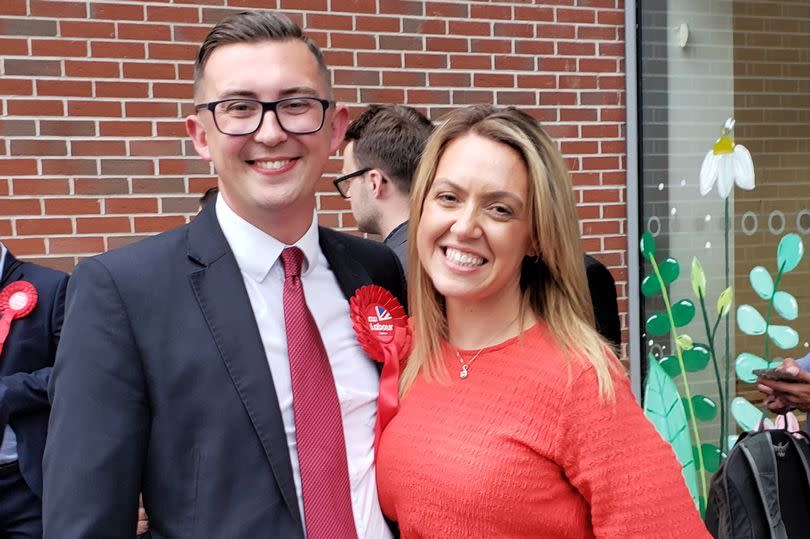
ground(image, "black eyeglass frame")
xmin=332 ymin=167 xmax=372 ymax=198
xmin=194 ymin=97 xmax=333 ymax=136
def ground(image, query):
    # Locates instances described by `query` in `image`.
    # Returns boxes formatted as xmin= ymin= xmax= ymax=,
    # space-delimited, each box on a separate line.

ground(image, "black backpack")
xmin=705 ymin=428 xmax=810 ymax=538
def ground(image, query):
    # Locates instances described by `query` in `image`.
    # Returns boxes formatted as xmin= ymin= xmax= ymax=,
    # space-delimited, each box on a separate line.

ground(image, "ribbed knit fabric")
xmin=376 ymin=323 xmax=711 ymax=538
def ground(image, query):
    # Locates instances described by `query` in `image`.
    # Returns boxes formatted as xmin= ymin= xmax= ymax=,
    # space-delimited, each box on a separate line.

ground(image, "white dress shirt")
xmin=216 ymin=197 xmax=392 ymax=539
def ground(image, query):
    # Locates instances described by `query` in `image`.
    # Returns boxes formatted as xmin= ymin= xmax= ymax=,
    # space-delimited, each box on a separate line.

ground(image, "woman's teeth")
xmin=445 ymin=247 xmax=484 ymax=267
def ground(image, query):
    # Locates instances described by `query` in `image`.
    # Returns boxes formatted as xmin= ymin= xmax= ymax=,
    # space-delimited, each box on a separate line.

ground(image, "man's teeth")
xmin=254 ymin=159 xmax=290 ymax=170
xmin=445 ymin=247 xmax=484 ymax=267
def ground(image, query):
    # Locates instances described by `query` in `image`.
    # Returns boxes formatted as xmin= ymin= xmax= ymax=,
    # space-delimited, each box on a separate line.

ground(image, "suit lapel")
xmin=318 ymin=227 xmax=373 ymax=299
xmin=0 ymin=252 xmax=24 ymax=288
xmin=185 ymin=204 xmax=301 ymax=526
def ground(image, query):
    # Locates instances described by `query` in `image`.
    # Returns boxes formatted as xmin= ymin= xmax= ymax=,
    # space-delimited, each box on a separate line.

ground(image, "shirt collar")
xmin=215 ymin=196 xmax=320 ymax=283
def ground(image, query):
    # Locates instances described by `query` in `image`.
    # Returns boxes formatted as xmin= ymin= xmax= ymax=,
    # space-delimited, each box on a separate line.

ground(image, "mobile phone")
xmin=752 ymin=368 xmax=802 ymax=383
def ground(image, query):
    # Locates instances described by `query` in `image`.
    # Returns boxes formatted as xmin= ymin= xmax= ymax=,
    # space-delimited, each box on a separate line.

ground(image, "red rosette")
xmin=0 ymin=280 xmax=38 ymax=358
xmin=349 ymin=285 xmax=411 ymax=454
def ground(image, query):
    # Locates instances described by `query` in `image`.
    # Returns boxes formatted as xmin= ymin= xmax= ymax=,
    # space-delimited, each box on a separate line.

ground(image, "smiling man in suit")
xmin=43 ymin=11 xmax=404 ymax=539
xmin=0 ymin=244 xmax=68 ymax=538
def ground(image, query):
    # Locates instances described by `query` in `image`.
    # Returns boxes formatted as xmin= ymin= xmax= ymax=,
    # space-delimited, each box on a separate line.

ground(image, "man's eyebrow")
xmin=217 ymin=87 xmax=322 ymax=100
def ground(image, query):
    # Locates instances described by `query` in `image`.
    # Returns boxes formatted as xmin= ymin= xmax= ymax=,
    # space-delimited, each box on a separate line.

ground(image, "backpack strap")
xmin=740 ymin=432 xmax=788 ymax=539
xmin=787 ymin=434 xmax=810 ymax=493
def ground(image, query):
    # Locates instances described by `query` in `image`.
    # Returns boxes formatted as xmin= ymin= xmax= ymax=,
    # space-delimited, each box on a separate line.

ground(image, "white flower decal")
xmin=699 ymin=118 xmax=755 ymax=199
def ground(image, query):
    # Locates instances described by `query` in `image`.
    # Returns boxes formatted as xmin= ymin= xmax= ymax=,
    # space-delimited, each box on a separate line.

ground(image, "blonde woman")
xmin=375 ymin=105 xmax=709 ymax=538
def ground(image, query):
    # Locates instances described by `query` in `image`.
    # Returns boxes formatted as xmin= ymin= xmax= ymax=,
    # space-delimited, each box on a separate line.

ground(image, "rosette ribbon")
xmin=349 ymin=285 xmax=411 ymax=454
xmin=0 ymin=281 xmax=38 ymax=359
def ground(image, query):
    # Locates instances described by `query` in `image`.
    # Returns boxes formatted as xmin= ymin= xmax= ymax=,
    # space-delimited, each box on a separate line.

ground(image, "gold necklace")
xmin=453 ymin=315 xmax=519 ymax=380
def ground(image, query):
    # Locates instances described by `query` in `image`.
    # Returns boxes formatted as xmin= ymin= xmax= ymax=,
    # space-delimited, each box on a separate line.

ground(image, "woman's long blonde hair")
xmin=402 ymin=105 xmax=620 ymax=399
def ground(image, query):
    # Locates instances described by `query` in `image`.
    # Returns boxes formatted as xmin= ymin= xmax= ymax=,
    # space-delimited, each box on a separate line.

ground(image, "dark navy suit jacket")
xmin=43 ymin=202 xmax=406 ymax=538
xmin=584 ymin=254 xmax=621 ymax=349
xmin=0 ymin=251 xmax=68 ymax=498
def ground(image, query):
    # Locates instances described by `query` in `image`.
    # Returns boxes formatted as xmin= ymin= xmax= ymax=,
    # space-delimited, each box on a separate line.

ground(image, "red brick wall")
xmin=0 ymin=0 xmax=628 ymax=335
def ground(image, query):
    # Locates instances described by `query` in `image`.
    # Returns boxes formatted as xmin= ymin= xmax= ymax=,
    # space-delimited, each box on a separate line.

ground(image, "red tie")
xmin=280 ymin=247 xmax=358 ymax=539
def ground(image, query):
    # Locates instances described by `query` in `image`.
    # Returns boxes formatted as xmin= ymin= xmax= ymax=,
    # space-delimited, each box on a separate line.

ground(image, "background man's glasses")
xmin=195 ymin=97 xmax=332 ymax=136
xmin=333 ymin=168 xmax=371 ymax=198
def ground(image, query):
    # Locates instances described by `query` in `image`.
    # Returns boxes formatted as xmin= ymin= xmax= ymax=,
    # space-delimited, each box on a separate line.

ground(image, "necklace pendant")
xmin=459 ymin=366 xmax=469 ymax=379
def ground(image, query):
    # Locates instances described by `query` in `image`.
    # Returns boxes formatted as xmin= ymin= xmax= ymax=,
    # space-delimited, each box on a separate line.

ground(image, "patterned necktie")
xmin=280 ymin=247 xmax=358 ymax=539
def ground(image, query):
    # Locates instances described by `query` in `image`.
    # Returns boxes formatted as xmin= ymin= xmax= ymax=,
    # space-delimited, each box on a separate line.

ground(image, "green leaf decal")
xmin=683 ymin=344 xmax=711 ymax=372
xmin=645 ymin=312 xmax=670 ymax=337
xmin=676 ymin=334 xmax=694 ymax=350
xmin=717 ymin=287 xmax=733 ymax=318
xmin=768 ymin=325 xmax=799 ymax=349
xmin=773 ymin=291 xmax=798 ymax=321
xmin=644 ymin=354 xmax=698 ymax=508
xmin=737 ymin=305 xmax=766 ymax=335
xmin=641 ymin=231 xmax=656 ymax=258
xmin=777 ymin=233 xmax=804 ymax=273
xmin=671 ymin=299 xmax=696 ymax=327
xmin=697 ymin=443 xmax=722 ymax=473
xmin=691 ymin=257 xmax=706 ymax=298
xmin=659 ymin=355 xmax=681 ymax=378
xmin=659 ymin=258 xmax=680 ymax=285
xmin=691 ymin=395 xmax=717 ymax=421
xmin=749 ymin=266 xmax=773 ymax=300
xmin=641 ymin=274 xmax=661 ymax=297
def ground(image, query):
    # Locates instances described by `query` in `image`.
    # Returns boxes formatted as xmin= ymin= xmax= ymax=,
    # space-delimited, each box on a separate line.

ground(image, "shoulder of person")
xmin=320 ymin=227 xmax=398 ymax=264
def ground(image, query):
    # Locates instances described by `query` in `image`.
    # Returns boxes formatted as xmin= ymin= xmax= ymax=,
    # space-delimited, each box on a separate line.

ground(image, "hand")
xmin=757 ymin=358 xmax=810 ymax=412
xmin=137 ymin=495 xmax=149 ymax=536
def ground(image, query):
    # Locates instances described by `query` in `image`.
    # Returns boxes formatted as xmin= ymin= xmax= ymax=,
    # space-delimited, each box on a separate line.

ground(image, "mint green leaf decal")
xmin=717 ymin=286 xmax=733 ymax=318
xmin=676 ymin=334 xmax=694 ymax=350
xmin=773 ymin=291 xmax=798 ymax=321
xmin=768 ymin=325 xmax=799 ymax=349
xmin=749 ymin=266 xmax=773 ymax=300
xmin=641 ymin=231 xmax=656 ymax=258
xmin=641 ymin=274 xmax=661 ymax=297
xmin=659 ymin=258 xmax=680 ymax=285
xmin=644 ymin=354 xmax=698 ymax=507
xmin=737 ymin=305 xmax=766 ymax=335
xmin=671 ymin=299 xmax=696 ymax=327
xmin=645 ymin=312 xmax=670 ymax=337
xmin=683 ymin=344 xmax=711 ymax=372
xmin=691 ymin=257 xmax=706 ymax=298
xmin=735 ymin=352 xmax=776 ymax=383
xmin=731 ymin=396 xmax=773 ymax=431
xmin=777 ymin=233 xmax=804 ymax=273
xmin=659 ymin=355 xmax=681 ymax=378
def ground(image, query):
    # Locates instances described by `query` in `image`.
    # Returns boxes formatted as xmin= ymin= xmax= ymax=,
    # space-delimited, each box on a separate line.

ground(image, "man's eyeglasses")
xmin=333 ymin=168 xmax=371 ymax=198
xmin=194 ymin=97 xmax=332 ymax=136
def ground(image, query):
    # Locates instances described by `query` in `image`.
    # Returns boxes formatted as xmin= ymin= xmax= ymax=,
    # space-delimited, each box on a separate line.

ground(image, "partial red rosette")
xmin=349 ymin=285 xmax=411 ymax=452
xmin=0 ymin=280 xmax=38 ymax=359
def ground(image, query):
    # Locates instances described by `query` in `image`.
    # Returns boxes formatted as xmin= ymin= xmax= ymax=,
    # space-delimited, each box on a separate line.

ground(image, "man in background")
xmin=0 ymin=243 xmax=68 ymax=538
xmin=334 ymin=104 xmax=433 ymax=269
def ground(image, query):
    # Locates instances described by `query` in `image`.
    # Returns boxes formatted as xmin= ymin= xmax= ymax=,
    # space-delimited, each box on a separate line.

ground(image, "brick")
xmin=360 ymin=88 xmax=405 ymax=103
xmin=598 ymin=75 xmax=624 ymax=90
xmin=123 ymin=62 xmax=176 ymax=80
xmin=406 ymin=89 xmax=450 ymax=104
xmin=494 ymin=22 xmax=533 ymax=38
xmin=517 ymin=74 xmax=556 ymax=89
xmin=470 ymin=4 xmax=512 ymax=20
xmin=161 ymin=197 xmax=200 ymax=214
xmin=582 ymin=124 xmax=621 ymax=138
xmin=2 ymin=238 xmax=46 ymax=255
xmin=172 ymin=25 xmax=211 ymax=44
xmin=0 ymin=18 xmax=57 ymax=37
xmin=68 ymin=100 xmax=122 ymax=118
xmin=379 ymin=35 xmax=423 ymax=51
xmin=107 ymin=235 xmax=151 ymax=250
xmin=471 ymin=39 xmax=511 ymax=54
xmin=72 ymin=140 xmax=127 ymax=156
xmin=494 ymin=55 xmax=534 ymax=71
xmin=65 ymin=60 xmax=120 ymax=78
xmin=11 ymin=139 xmax=68 ymax=157
xmin=0 ymin=198 xmax=41 ymax=214
xmin=452 ymin=90 xmax=493 ymax=105
xmin=449 ymin=54 xmax=490 ymax=70
xmin=5 ymin=59 xmax=61 ymax=77
xmin=0 ymin=37 xmax=29 ymax=55
xmin=581 ymin=91 xmax=621 ymax=106
xmin=12 ymin=178 xmax=70 ymax=195
xmin=379 ymin=0 xmax=423 ymax=16
xmin=49 ymin=237 xmax=105 ymax=255
xmin=76 ymin=216 xmax=132 ymax=234
xmin=132 ymin=177 xmax=185 ymax=194
xmin=334 ymin=69 xmax=380 ymax=86
xmin=577 ymin=25 xmax=618 ymax=41
xmin=148 ymin=42 xmax=198 ymax=61
xmin=0 ymin=120 xmax=36 ymax=136
xmin=91 ymin=3 xmax=144 ymax=21
xmin=328 ymin=32 xmax=374 ymax=50
xmin=558 ymin=8 xmax=596 ymax=24
xmin=158 ymin=159 xmax=211 ymax=175
xmin=134 ymin=216 xmax=186 ymax=233
xmin=41 ymin=159 xmax=97 ymax=176
xmin=130 ymin=140 xmax=183 ymax=157
xmin=17 ymin=218 xmax=73 ymax=235
xmin=306 ymin=13 xmax=351 ymax=30
xmin=355 ymin=15 xmax=400 ymax=32
xmin=0 ymin=78 xmax=33 ymax=96
xmin=59 ymin=20 xmax=115 ymax=39
xmin=155 ymin=121 xmax=187 ymax=138
xmin=146 ymin=5 xmax=199 ymax=23
xmin=0 ymin=219 xmax=10 ymax=235
xmin=331 ymin=0 xmax=376 ymax=13
xmin=30 ymin=0 xmax=87 ymax=17
xmin=496 ymin=91 xmax=537 ymax=106
xmin=100 ymin=121 xmax=153 ymax=137
xmin=402 ymin=17 xmax=446 ymax=34
xmin=579 ymin=58 xmax=618 ymax=73
xmin=382 ymin=71 xmax=426 ymax=87
xmin=0 ymin=0 xmax=26 ymax=15
xmin=536 ymin=23 xmax=575 ymax=39
xmin=125 ymin=101 xmax=179 ymax=118
xmin=448 ymin=20 xmax=491 ymax=36
xmin=75 ymin=178 xmax=129 ymax=195
xmin=560 ymin=108 xmax=598 ymax=122
xmin=37 ymin=80 xmax=92 ymax=97
xmin=515 ymin=6 xmax=554 ymax=22
xmin=7 ymin=100 xmax=64 ymax=116
xmin=118 ymin=23 xmax=172 ymax=41
xmin=560 ymin=75 xmax=598 ymax=89
xmin=91 ymin=40 xmax=146 ymax=59
xmin=100 ymin=159 xmax=155 ymax=175
xmin=426 ymin=37 xmax=468 ymax=53
xmin=474 ymin=73 xmax=514 ymax=88
xmin=31 ymin=39 xmax=88 ymax=57
xmin=96 ymin=81 xmax=150 ymax=98
xmin=515 ymin=39 xmax=554 ymax=56
xmin=597 ymin=10 xmax=624 ymax=25
xmin=404 ymin=52 xmax=446 ymax=69
xmin=428 ymin=72 xmax=471 ymax=87
xmin=106 ymin=197 xmax=159 ymax=214
xmin=540 ymin=57 xmax=577 ymax=72
xmin=356 ymin=52 xmax=402 ymax=68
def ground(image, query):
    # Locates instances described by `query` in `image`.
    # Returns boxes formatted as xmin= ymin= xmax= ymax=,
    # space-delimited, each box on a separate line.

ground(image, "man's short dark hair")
xmin=193 ymin=10 xmax=330 ymax=96
xmin=199 ymin=186 xmax=218 ymax=207
xmin=344 ymin=104 xmax=433 ymax=195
